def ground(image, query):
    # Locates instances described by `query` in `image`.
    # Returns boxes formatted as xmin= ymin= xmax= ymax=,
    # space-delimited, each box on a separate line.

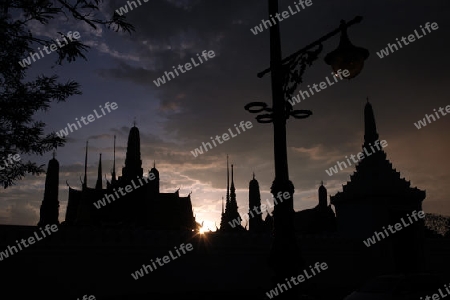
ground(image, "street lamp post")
xmin=266 ymin=0 xmax=300 ymax=298
xmin=245 ymin=1 xmax=369 ymax=299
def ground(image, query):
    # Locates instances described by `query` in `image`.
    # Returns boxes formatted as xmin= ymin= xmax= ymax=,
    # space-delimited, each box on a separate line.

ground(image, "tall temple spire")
xmin=38 ymin=155 xmax=60 ymax=226
xmin=249 ymin=172 xmax=263 ymax=232
xmin=220 ymin=159 xmax=243 ymax=231
xmin=363 ymin=98 xmax=379 ymax=149
xmin=111 ymin=135 xmax=117 ymax=183
xmin=220 ymin=157 xmax=230 ymax=231
xmin=83 ymin=140 xmax=88 ymax=189
xmin=122 ymin=124 xmax=143 ymax=181
xmin=149 ymin=159 xmax=160 ymax=195
xmin=229 ymin=163 xmax=237 ymax=213
xmin=318 ymin=181 xmax=327 ymax=209
xmin=226 ymin=155 xmax=230 ymax=204
xmin=230 ymin=164 xmax=235 ymax=194
xmin=331 ymin=100 xmax=426 ymax=255
xmin=95 ymin=153 xmax=102 ymax=190
xmin=229 ymin=164 xmax=240 ymax=218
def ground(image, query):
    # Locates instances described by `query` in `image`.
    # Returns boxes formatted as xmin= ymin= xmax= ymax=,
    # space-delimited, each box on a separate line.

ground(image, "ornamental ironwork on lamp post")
xmin=244 ymin=1 xmax=368 ymax=299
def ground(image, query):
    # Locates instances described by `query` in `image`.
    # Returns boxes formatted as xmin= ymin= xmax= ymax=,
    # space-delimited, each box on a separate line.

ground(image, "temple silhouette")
xmin=39 ymin=125 xmax=197 ymax=230
xmin=219 ymin=156 xmax=245 ymax=231
xmin=294 ymin=182 xmax=337 ymax=234
xmin=38 ymin=101 xmax=425 ymax=246
xmin=20 ymin=100 xmax=448 ymax=300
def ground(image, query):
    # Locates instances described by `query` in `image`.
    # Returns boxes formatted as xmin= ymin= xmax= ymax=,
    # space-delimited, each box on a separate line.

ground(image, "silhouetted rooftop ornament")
xmin=83 ymin=140 xmax=88 ymax=188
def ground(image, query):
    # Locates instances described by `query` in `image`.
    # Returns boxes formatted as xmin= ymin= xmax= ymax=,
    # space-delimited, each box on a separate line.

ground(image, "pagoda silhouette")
xmin=39 ymin=124 xmax=197 ymax=230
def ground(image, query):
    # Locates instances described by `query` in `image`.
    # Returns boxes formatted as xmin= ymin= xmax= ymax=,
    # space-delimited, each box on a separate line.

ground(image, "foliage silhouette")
xmin=0 ymin=0 xmax=134 ymax=188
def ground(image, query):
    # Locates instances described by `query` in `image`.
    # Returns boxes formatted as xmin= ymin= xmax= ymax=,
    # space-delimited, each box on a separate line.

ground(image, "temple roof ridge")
xmin=332 ymin=151 xmax=425 ymax=203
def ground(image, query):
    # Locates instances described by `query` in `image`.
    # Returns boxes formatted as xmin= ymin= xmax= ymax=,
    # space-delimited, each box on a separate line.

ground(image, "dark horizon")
xmin=2 ymin=0 xmax=449 ymax=230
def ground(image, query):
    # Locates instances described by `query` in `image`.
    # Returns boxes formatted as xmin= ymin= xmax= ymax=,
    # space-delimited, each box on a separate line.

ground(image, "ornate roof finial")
xmin=112 ymin=135 xmax=116 ymax=182
xmin=226 ymin=155 xmax=230 ymax=203
xmin=364 ymin=97 xmax=379 ymax=147
xmin=231 ymin=164 xmax=234 ymax=185
xmin=83 ymin=140 xmax=88 ymax=188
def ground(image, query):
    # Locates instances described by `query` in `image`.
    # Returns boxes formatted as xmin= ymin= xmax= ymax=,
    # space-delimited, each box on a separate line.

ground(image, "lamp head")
xmin=324 ymin=20 xmax=369 ymax=79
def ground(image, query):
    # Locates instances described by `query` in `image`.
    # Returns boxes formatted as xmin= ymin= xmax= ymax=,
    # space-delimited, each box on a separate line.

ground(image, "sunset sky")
xmin=2 ymin=0 xmax=449 ymax=231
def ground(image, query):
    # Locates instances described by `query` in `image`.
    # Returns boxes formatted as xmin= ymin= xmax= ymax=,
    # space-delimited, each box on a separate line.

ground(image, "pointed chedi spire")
xmin=318 ymin=181 xmax=327 ymax=209
xmin=229 ymin=163 xmax=238 ymax=214
xmin=226 ymin=155 xmax=230 ymax=205
xmin=111 ymin=135 xmax=117 ymax=184
xmin=149 ymin=159 xmax=160 ymax=194
xmin=122 ymin=123 xmax=143 ymax=181
xmin=38 ymin=154 xmax=60 ymax=226
xmin=230 ymin=163 xmax=235 ymax=197
xmin=228 ymin=163 xmax=242 ymax=229
xmin=83 ymin=140 xmax=88 ymax=189
xmin=364 ymin=98 xmax=379 ymax=149
xmin=249 ymin=172 xmax=263 ymax=232
xmin=95 ymin=153 xmax=102 ymax=190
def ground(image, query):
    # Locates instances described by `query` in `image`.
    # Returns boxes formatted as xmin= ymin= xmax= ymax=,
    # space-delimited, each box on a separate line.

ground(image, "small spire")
xmin=83 ymin=140 xmax=88 ymax=188
xmin=230 ymin=163 xmax=236 ymax=194
xmin=364 ymin=98 xmax=379 ymax=147
xmin=111 ymin=135 xmax=117 ymax=183
xmin=231 ymin=164 xmax=234 ymax=185
xmin=321 ymin=180 xmax=323 ymax=186
xmin=153 ymin=160 xmax=156 ymax=168
xmin=226 ymin=155 xmax=229 ymax=203
xmin=95 ymin=153 xmax=102 ymax=190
